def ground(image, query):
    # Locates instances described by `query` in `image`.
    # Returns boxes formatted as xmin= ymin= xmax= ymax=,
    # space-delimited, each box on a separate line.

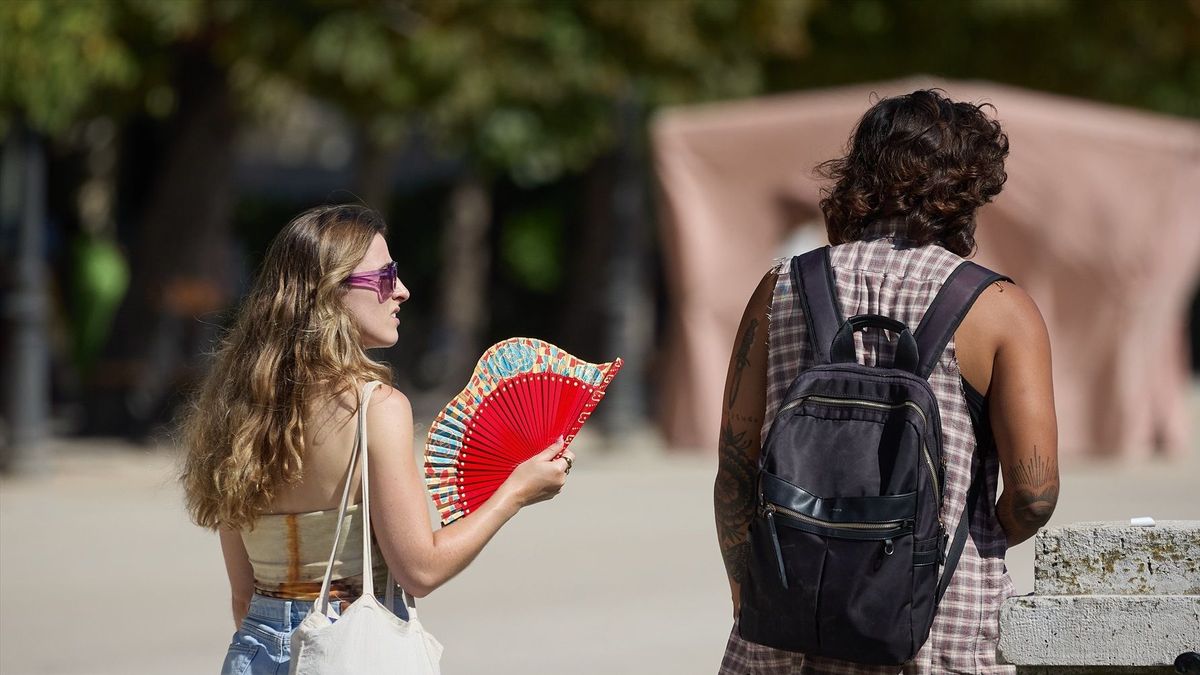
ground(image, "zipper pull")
xmin=763 ymin=504 xmax=789 ymax=590
xmin=874 ymin=537 xmax=895 ymax=571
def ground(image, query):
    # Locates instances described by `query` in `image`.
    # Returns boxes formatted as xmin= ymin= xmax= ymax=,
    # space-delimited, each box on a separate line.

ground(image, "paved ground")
xmin=2 ymin=419 xmax=1198 ymax=675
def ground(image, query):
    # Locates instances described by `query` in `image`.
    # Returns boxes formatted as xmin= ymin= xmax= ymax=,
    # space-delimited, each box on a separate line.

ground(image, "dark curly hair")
xmin=818 ymin=89 xmax=1009 ymax=257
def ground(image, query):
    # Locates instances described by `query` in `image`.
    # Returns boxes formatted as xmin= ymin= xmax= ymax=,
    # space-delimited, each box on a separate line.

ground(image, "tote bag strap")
xmin=311 ymin=380 xmax=419 ymax=619
xmin=356 ymin=380 xmax=383 ymax=600
xmin=312 ymin=380 xmax=386 ymax=617
xmin=355 ymin=381 xmax=420 ymax=617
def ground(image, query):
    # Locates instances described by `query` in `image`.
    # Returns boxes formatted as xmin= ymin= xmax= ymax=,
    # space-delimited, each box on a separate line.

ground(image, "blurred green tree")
xmin=775 ymin=0 xmax=1200 ymax=118
xmin=0 ymin=1 xmax=137 ymax=135
xmin=388 ymin=0 xmax=814 ymax=381
xmin=0 ymin=0 xmax=814 ymax=421
xmin=2 ymin=0 xmax=1196 ymax=428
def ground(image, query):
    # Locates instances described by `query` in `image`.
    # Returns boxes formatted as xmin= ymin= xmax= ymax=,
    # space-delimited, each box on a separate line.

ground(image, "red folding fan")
xmin=423 ymin=338 xmax=622 ymax=525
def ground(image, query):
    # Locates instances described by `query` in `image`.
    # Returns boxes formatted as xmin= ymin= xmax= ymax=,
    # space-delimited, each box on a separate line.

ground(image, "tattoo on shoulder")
xmin=728 ymin=319 xmax=759 ymax=409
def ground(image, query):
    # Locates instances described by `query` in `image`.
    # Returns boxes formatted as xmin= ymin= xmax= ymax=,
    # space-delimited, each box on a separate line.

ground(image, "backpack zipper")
xmin=763 ymin=501 xmax=911 ymax=533
xmin=760 ymin=502 xmax=913 ymax=588
xmin=763 ymin=505 xmax=789 ymax=589
xmin=776 ymin=395 xmax=941 ymax=506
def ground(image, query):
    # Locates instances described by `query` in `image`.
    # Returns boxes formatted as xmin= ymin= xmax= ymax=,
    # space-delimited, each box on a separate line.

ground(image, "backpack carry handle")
xmin=830 ymin=314 xmax=920 ymax=374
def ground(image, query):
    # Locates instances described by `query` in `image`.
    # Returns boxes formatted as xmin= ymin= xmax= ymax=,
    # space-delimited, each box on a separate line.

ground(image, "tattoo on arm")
xmin=715 ymin=421 xmax=759 ymax=585
xmin=717 ymin=287 xmax=767 ymax=586
xmin=728 ymin=319 xmax=759 ymax=409
xmin=1008 ymin=445 xmax=1058 ymax=530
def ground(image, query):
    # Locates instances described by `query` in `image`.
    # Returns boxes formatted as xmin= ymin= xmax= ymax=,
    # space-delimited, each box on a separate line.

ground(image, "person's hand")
xmin=500 ymin=437 xmax=574 ymax=508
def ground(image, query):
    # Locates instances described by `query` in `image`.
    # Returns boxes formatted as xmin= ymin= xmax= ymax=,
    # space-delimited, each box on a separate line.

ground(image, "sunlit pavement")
xmin=2 ymin=412 xmax=1198 ymax=675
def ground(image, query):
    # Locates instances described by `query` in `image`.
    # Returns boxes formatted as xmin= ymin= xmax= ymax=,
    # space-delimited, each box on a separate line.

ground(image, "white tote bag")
xmin=290 ymin=381 xmax=443 ymax=675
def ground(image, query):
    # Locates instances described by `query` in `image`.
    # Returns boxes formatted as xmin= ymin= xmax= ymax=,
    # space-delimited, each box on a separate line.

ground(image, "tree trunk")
xmin=354 ymin=134 xmax=399 ymax=212
xmin=426 ymin=172 xmax=492 ymax=391
xmin=0 ymin=122 xmax=51 ymax=471
xmin=100 ymin=41 xmax=238 ymax=437
xmin=561 ymin=157 xmax=615 ymax=362
xmin=600 ymin=94 xmax=654 ymax=437
xmin=559 ymin=96 xmax=655 ymax=442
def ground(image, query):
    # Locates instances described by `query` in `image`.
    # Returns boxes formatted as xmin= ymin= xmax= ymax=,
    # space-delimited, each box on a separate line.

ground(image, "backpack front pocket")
xmin=741 ymin=508 xmax=827 ymax=653
xmin=740 ymin=472 xmax=921 ymax=663
xmin=815 ymin=530 xmax=916 ymax=664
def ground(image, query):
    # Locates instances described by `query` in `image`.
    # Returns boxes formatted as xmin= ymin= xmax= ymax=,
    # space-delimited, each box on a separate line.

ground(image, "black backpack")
xmin=738 ymin=247 xmax=1008 ymax=665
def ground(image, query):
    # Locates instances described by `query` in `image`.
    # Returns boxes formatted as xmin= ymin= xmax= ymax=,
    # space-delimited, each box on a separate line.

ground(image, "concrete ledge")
xmin=999 ymin=595 xmax=1200 ymax=666
xmin=1008 ymin=662 xmax=1176 ymax=667
xmin=1035 ymin=521 xmax=1200 ymax=595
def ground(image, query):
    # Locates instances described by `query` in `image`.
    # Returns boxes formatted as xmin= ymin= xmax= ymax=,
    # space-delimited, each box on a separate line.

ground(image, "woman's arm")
xmin=218 ymin=528 xmax=255 ymax=628
xmin=366 ymin=386 xmax=571 ymax=597
xmin=963 ymin=281 xmax=1059 ymax=547
xmin=714 ymin=271 xmax=774 ymax=616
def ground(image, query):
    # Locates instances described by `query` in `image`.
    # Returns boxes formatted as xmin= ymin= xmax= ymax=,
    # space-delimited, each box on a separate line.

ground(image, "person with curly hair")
xmin=714 ymin=90 xmax=1058 ymax=674
xmin=180 ymin=205 xmax=573 ymax=674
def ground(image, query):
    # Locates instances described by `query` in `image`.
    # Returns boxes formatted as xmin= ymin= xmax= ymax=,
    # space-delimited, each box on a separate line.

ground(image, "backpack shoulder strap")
xmin=923 ymin=260 xmax=1011 ymax=604
xmin=937 ymin=458 xmax=984 ymax=604
xmin=913 ymin=261 xmax=1012 ymax=380
xmin=789 ymin=247 xmax=842 ymax=366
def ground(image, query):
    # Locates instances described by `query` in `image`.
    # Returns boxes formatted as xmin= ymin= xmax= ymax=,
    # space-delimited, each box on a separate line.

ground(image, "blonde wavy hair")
xmin=180 ymin=205 xmax=392 ymax=531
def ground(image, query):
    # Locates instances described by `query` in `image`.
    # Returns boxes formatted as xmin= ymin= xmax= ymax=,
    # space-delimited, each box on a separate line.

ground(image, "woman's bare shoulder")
xmin=366 ymin=383 xmax=413 ymax=423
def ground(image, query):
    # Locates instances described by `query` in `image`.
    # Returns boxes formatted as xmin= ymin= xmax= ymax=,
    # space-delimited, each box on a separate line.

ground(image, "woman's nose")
xmin=392 ymin=279 xmax=411 ymax=303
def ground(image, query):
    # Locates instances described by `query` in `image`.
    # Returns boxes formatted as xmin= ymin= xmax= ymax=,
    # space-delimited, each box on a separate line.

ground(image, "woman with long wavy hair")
xmin=181 ymin=205 xmax=571 ymax=674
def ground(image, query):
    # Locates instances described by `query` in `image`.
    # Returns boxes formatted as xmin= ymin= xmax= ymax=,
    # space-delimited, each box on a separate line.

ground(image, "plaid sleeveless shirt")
xmin=720 ymin=236 xmax=1015 ymax=674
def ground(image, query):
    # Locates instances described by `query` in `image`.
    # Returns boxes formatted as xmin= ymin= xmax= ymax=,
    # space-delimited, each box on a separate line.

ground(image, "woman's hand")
xmin=499 ymin=438 xmax=574 ymax=508
xmin=367 ymin=387 xmax=579 ymax=597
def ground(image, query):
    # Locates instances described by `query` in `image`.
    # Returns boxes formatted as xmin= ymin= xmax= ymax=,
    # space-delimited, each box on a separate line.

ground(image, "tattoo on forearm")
xmin=728 ymin=319 xmax=758 ymax=409
xmin=715 ymin=422 xmax=758 ymax=585
xmin=1008 ymin=445 xmax=1058 ymax=530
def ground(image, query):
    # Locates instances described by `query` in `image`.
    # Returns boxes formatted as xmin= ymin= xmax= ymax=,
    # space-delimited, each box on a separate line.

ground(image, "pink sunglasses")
xmin=344 ymin=261 xmax=398 ymax=303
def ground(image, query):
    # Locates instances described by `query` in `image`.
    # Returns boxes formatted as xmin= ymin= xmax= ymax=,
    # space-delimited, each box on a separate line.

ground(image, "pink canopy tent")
xmin=652 ymin=77 xmax=1200 ymax=460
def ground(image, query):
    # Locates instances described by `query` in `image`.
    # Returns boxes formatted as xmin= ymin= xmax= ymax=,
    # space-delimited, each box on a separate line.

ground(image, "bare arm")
xmin=219 ymin=528 xmax=255 ymax=628
xmin=366 ymin=387 xmax=570 ymax=597
xmin=968 ymin=282 xmax=1059 ymax=546
xmin=714 ymin=271 xmax=774 ymax=615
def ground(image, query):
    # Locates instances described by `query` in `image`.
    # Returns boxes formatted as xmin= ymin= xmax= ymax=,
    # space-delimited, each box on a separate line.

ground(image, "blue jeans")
xmin=220 ymin=593 xmax=411 ymax=675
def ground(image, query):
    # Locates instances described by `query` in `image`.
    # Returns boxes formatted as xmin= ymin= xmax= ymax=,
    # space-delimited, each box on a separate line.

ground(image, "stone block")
xmin=1034 ymin=521 xmax=1200 ymax=596
xmin=1012 ymin=662 xmax=1171 ymax=667
xmin=999 ymin=594 xmax=1200 ymax=666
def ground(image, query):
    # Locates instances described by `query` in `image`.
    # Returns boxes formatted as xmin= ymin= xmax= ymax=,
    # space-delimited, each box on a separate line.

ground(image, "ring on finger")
xmin=563 ymin=456 xmax=573 ymax=474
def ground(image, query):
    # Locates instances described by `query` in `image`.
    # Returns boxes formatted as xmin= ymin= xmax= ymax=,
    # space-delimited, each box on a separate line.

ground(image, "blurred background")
xmin=1 ymin=1 xmax=1198 ymax=673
